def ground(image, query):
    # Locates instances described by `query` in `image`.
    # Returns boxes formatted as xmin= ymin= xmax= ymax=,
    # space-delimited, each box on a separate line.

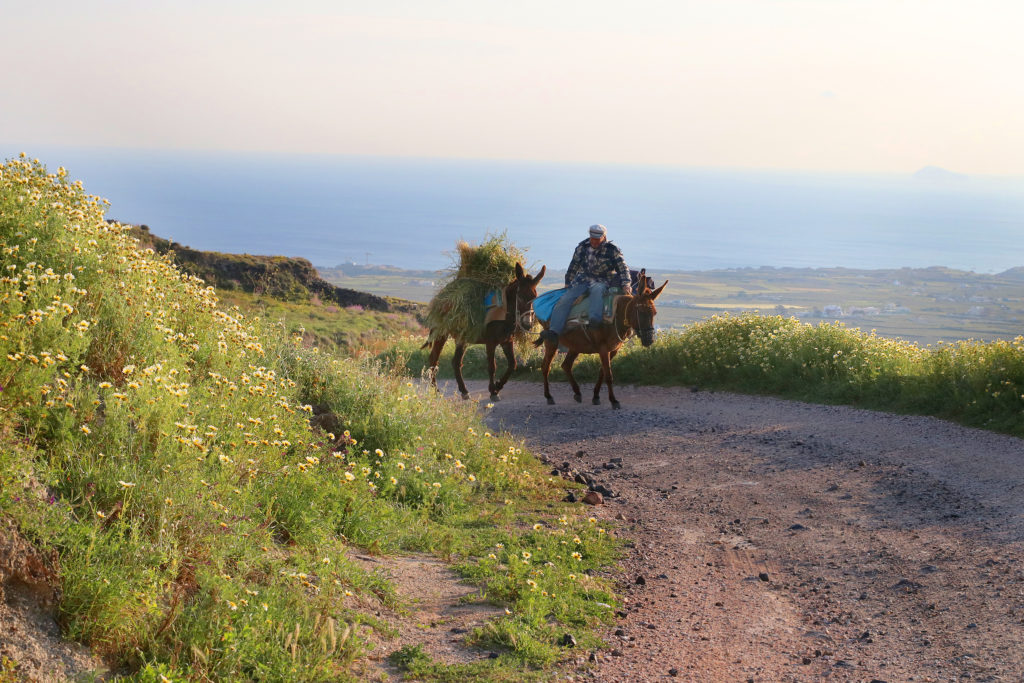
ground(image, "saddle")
xmin=565 ymin=293 xmax=624 ymax=328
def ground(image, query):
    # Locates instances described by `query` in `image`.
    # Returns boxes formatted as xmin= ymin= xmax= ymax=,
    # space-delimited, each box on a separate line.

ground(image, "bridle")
xmin=507 ymin=278 xmax=537 ymax=334
xmin=613 ymin=294 xmax=655 ymax=346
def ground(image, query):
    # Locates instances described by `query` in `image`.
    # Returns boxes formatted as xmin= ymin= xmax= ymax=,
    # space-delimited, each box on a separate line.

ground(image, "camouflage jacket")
xmin=565 ymin=239 xmax=631 ymax=291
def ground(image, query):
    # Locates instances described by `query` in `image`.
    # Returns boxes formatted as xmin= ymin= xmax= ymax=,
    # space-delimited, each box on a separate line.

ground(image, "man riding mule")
xmin=539 ymin=224 xmax=632 ymax=346
xmin=535 ymin=268 xmax=667 ymax=409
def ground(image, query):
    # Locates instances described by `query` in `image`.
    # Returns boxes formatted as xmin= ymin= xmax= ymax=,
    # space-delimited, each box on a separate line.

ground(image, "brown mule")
xmin=536 ymin=269 xmax=667 ymax=409
xmin=424 ymin=263 xmax=546 ymax=401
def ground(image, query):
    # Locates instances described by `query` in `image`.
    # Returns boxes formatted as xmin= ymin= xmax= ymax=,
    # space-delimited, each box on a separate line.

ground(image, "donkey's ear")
xmin=532 ymin=265 xmax=546 ymax=284
xmin=637 ymin=268 xmax=649 ymax=294
xmin=515 ymin=262 xmax=525 ymax=279
xmin=650 ymin=280 xmax=668 ymax=300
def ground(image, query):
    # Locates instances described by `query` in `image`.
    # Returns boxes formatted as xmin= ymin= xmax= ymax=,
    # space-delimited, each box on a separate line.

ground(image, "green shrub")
xmin=391 ymin=311 xmax=1024 ymax=436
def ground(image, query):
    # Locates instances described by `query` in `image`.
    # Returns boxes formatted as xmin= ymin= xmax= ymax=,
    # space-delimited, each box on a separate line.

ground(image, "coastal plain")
xmin=321 ymin=264 xmax=1024 ymax=346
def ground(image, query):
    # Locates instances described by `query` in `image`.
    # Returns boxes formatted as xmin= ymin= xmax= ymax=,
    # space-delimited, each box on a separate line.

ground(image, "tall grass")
xmin=392 ymin=312 xmax=1024 ymax=436
xmin=424 ymin=233 xmax=527 ymax=344
xmin=0 ymin=156 xmax=617 ymax=681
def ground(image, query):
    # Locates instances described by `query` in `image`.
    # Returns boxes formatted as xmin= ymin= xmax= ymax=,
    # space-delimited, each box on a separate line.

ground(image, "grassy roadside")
xmin=215 ymin=288 xmax=425 ymax=357
xmin=388 ymin=313 xmax=1024 ymax=437
xmin=0 ymin=156 xmax=618 ymax=681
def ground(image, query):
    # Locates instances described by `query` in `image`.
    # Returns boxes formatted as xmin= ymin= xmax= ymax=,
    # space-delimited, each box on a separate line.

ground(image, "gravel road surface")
xmin=460 ymin=379 xmax=1024 ymax=682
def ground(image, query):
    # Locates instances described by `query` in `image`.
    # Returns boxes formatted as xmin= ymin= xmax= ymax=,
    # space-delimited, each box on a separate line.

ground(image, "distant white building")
xmin=822 ymin=304 xmax=843 ymax=318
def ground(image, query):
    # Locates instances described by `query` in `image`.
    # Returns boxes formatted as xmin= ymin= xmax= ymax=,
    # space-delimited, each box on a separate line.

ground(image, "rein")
xmin=612 ymin=297 xmax=636 ymax=344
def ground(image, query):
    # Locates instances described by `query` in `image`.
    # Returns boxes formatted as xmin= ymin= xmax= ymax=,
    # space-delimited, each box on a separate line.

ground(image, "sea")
xmin=5 ymin=146 xmax=1024 ymax=275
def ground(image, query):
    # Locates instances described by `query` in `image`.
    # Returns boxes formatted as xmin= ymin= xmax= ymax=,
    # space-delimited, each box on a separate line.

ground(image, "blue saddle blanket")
xmin=534 ymin=270 xmax=651 ymax=322
xmin=533 ymin=288 xmax=563 ymax=322
xmin=534 ymin=288 xmax=619 ymax=324
xmin=483 ymin=289 xmax=503 ymax=309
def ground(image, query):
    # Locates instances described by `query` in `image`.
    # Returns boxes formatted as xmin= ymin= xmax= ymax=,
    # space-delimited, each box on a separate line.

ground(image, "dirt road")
xmin=461 ymin=379 xmax=1024 ymax=682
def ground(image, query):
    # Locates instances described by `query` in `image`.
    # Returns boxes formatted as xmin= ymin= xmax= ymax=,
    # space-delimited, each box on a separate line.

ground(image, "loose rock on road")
xmin=455 ymin=379 xmax=1024 ymax=682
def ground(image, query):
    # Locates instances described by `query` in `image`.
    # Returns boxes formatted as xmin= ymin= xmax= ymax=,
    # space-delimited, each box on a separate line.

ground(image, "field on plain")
xmin=321 ymin=263 xmax=1024 ymax=346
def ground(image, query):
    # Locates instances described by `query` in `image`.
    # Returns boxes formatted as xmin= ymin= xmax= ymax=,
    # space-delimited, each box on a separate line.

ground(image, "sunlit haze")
xmin=3 ymin=1 xmax=1022 ymax=175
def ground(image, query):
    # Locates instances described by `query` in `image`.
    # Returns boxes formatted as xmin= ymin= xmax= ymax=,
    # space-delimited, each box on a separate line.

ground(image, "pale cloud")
xmin=2 ymin=0 xmax=1022 ymax=174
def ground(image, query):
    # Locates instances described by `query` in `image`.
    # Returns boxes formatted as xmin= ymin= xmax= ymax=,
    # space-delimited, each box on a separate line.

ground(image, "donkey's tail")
xmin=422 ymin=331 xmax=448 ymax=349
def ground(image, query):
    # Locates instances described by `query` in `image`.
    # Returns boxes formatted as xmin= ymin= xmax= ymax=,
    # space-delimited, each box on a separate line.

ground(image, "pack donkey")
xmin=424 ymin=263 xmax=545 ymax=401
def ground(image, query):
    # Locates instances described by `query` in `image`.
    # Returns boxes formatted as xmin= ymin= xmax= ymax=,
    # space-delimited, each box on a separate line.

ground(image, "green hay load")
xmin=425 ymin=234 xmax=528 ymax=343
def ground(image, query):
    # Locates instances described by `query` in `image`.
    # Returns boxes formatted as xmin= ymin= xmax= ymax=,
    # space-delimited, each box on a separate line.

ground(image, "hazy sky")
xmin=3 ymin=1 xmax=1022 ymax=174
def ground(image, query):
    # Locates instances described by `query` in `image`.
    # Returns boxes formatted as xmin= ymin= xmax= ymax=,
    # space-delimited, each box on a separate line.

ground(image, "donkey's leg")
xmin=541 ymin=344 xmax=558 ymax=405
xmin=592 ymin=351 xmax=616 ymax=407
xmin=604 ymin=351 xmax=620 ymax=409
xmin=593 ymin=349 xmax=617 ymax=399
xmin=485 ymin=342 xmax=499 ymax=398
xmin=452 ymin=343 xmax=470 ymax=400
xmin=491 ymin=341 xmax=516 ymax=400
xmin=560 ymin=351 xmax=582 ymax=403
xmin=426 ymin=336 xmax=447 ymax=390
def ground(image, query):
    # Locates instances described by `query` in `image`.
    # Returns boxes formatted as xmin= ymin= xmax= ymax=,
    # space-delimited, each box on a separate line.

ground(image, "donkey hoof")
xmin=611 ymin=401 xmax=622 ymax=410
xmin=546 ymin=396 xmax=556 ymax=405
xmin=460 ymin=392 xmax=470 ymax=400
xmin=489 ymin=392 xmax=501 ymax=402
xmin=592 ymin=397 xmax=601 ymax=406
xmin=573 ymin=393 xmax=582 ymax=403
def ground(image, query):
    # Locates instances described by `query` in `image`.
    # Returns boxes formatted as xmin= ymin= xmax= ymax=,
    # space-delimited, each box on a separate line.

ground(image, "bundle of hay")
xmin=425 ymin=233 xmax=528 ymax=342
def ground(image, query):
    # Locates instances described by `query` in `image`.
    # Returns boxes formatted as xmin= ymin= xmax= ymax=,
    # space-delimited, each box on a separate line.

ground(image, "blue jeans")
xmin=549 ymin=282 xmax=608 ymax=334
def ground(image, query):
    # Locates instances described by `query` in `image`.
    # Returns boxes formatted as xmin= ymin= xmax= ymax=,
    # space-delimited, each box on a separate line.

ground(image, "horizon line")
xmin=4 ymin=141 xmax=1022 ymax=180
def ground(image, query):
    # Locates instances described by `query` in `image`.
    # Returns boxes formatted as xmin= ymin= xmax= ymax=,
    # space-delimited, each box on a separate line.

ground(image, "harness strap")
xmin=505 ymin=280 xmax=536 ymax=335
xmin=612 ymin=297 xmax=635 ymax=344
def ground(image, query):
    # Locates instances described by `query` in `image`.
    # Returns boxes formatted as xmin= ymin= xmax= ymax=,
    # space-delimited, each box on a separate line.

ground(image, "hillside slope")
xmin=128 ymin=224 xmax=420 ymax=314
xmin=0 ymin=157 xmax=616 ymax=681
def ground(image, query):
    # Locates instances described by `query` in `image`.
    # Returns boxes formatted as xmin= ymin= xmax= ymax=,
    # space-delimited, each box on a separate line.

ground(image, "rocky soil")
xmin=126 ymin=224 xmax=416 ymax=313
xmin=464 ymin=379 xmax=1024 ymax=683
xmin=0 ymin=519 xmax=107 ymax=680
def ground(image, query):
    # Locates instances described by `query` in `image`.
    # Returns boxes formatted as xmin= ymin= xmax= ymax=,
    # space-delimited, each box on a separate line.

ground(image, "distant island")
xmin=913 ymin=165 xmax=969 ymax=183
